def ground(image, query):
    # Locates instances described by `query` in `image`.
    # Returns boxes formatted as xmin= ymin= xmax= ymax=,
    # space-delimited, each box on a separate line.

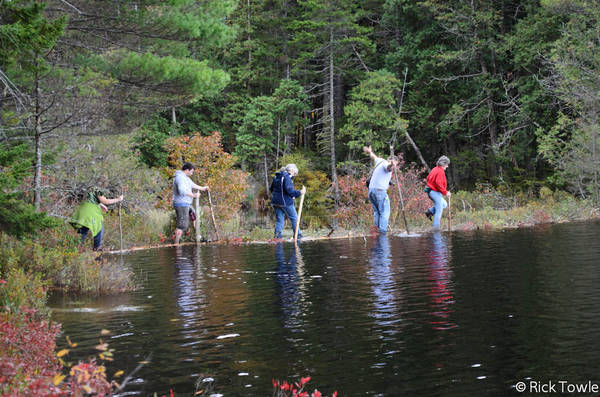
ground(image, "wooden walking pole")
xmin=447 ymin=195 xmax=451 ymax=232
xmin=393 ymin=168 xmax=410 ymax=235
xmin=118 ymin=187 xmax=123 ymax=253
xmin=294 ymin=187 xmax=306 ymax=242
xmin=207 ymin=189 xmax=220 ymax=241
xmin=195 ymin=191 xmax=201 ymax=243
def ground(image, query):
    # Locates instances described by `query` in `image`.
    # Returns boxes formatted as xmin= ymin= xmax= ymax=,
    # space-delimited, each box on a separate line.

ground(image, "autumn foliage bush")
xmin=336 ymin=156 xmax=429 ymax=230
xmin=162 ymin=132 xmax=250 ymax=225
xmin=0 ymin=308 xmax=113 ymax=396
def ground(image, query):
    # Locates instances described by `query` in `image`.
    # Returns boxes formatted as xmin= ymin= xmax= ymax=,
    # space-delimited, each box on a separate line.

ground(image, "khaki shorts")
xmin=174 ymin=206 xmax=190 ymax=231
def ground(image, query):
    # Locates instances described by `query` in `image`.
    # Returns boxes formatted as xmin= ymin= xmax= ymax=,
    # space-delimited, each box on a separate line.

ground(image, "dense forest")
xmin=2 ymin=2 xmax=600 ymax=392
xmin=1 ymin=0 xmax=600 ymax=236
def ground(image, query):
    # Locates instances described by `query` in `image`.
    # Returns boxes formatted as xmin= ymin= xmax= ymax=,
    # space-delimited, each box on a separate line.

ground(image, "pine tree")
xmin=0 ymin=143 xmax=57 ymax=238
xmin=0 ymin=0 xmax=66 ymax=209
xmin=290 ymin=0 xmax=374 ymax=205
xmin=537 ymin=0 xmax=600 ymax=203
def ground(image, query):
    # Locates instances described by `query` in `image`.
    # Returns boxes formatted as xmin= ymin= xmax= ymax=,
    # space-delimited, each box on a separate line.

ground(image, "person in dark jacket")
xmin=270 ymin=163 xmax=306 ymax=239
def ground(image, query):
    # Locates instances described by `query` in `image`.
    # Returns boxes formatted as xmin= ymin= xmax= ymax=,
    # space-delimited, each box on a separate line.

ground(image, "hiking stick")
xmin=294 ymin=188 xmax=306 ymax=242
xmin=447 ymin=195 xmax=451 ymax=232
xmin=207 ymin=189 xmax=220 ymax=241
xmin=393 ymin=168 xmax=410 ymax=235
xmin=195 ymin=191 xmax=201 ymax=243
xmin=118 ymin=187 xmax=123 ymax=254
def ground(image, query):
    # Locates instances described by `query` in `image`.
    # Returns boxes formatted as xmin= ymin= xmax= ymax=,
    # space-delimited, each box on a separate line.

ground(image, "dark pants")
xmin=78 ymin=225 xmax=103 ymax=250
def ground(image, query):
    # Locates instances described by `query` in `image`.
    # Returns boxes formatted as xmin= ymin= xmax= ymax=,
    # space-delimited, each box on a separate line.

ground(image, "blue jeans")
xmin=428 ymin=190 xmax=447 ymax=229
xmin=368 ymin=189 xmax=390 ymax=233
xmin=274 ymin=205 xmax=301 ymax=238
xmin=79 ymin=225 xmax=103 ymax=250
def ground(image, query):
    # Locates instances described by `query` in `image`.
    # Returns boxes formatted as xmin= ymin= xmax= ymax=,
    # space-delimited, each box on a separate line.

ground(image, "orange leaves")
xmin=162 ymin=131 xmax=250 ymax=222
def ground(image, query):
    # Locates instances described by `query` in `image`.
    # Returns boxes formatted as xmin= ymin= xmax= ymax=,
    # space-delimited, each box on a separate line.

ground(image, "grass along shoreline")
xmin=101 ymin=194 xmax=599 ymax=251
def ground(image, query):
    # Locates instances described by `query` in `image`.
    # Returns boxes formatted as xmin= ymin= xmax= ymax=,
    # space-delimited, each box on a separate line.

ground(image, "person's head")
xmin=96 ymin=175 xmax=109 ymax=189
xmin=388 ymin=154 xmax=399 ymax=167
xmin=182 ymin=162 xmax=195 ymax=176
xmin=437 ymin=155 xmax=450 ymax=169
xmin=284 ymin=163 xmax=299 ymax=177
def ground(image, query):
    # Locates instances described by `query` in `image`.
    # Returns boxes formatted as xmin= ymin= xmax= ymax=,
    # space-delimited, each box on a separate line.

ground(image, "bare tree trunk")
xmin=33 ymin=71 xmax=42 ymax=211
xmin=480 ymin=59 xmax=499 ymax=179
xmin=329 ymin=28 xmax=339 ymax=205
xmin=276 ymin=116 xmax=281 ymax=171
xmin=406 ymin=132 xmax=430 ymax=172
xmin=247 ymin=0 xmax=252 ymax=65
xmin=390 ymin=67 xmax=408 ymax=155
xmin=264 ymin=153 xmax=269 ymax=193
xmin=171 ymin=106 xmax=176 ymax=135
xmin=283 ymin=0 xmax=290 ymax=80
xmin=593 ymin=123 xmax=599 ymax=205
xmin=335 ymin=73 xmax=344 ymax=121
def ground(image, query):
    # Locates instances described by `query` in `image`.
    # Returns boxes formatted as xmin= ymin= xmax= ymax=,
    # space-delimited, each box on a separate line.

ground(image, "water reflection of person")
xmin=274 ymin=243 xmax=306 ymax=329
xmin=173 ymin=246 xmax=205 ymax=327
xmin=427 ymin=232 xmax=456 ymax=331
xmin=367 ymin=233 xmax=397 ymax=326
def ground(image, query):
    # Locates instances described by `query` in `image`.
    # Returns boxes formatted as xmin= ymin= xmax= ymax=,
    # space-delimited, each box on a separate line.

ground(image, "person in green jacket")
xmin=71 ymin=188 xmax=123 ymax=251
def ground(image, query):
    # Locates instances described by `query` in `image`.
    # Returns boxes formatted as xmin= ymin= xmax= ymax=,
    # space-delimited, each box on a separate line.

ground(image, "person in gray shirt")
xmin=173 ymin=162 xmax=209 ymax=244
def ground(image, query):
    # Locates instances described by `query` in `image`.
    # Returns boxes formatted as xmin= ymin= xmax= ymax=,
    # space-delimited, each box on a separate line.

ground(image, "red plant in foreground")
xmin=272 ymin=376 xmax=338 ymax=397
xmin=0 ymin=309 xmax=114 ymax=396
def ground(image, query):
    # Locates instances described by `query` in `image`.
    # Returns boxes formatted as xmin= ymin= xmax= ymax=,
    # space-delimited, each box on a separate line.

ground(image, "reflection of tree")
xmin=274 ymin=243 xmax=308 ymax=329
xmin=427 ymin=232 xmax=457 ymax=331
xmin=367 ymin=234 xmax=397 ymax=326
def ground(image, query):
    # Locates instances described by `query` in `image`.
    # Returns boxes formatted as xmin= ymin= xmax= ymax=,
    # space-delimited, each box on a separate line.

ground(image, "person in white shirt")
xmin=363 ymin=146 xmax=399 ymax=234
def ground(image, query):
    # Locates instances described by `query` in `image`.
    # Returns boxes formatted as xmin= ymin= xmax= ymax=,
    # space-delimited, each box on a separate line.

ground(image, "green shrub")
xmin=0 ymin=268 xmax=48 ymax=315
xmin=244 ymin=225 xmax=273 ymax=241
xmin=102 ymin=208 xmax=171 ymax=249
xmin=280 ymin=152 xmax=333 ymax=229
xmin=539 ymin=186 xmax=554 ymax=202
xmin=0 ymin=231 xmax=135 ymax=294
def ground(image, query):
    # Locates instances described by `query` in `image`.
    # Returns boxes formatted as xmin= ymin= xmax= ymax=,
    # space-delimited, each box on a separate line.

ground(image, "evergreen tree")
xmin=290 ymin=0 xmax=374 ymax=203
xmin=419 ymin=0 xmax=533 ymax=182
xmin=235 ymin=96 xmax=276 ymax=191
xmin=272 ymin=79 xmax=309 ymax=168
xmin=538 ymin=0 xmax=600 ymax=203
xmin=0 ymin=0 xmax=67 ymax=209
xmin=0 ymin=143 xmax=57 ymax=238
xmin=341 ymin=70 xmax=407 ymax=154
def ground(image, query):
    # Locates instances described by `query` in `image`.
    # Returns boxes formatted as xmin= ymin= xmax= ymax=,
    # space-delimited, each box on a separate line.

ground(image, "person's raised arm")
xmin=363 ymin=146 xmax=379 ymax=163
xmin=98 ymin=194 xmax=123 ymax=206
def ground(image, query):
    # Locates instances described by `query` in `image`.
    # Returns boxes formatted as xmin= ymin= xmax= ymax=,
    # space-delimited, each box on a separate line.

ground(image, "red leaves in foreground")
xmin=0 ymin=310 xmax=113 ymax=396
xmin=272 ymin=376 xmax=338 ymax=397
xmin=0 ymin=309 xmax=65 ymax=396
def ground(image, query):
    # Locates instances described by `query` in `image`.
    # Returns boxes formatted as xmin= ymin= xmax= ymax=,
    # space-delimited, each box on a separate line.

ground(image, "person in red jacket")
xmin=425 ymin=156 xmax=451 ymax=229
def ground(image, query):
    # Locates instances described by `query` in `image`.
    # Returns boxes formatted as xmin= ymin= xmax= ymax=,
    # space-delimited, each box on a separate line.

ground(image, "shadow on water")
xmin=49 ymin=221 xmax=600 ymax=396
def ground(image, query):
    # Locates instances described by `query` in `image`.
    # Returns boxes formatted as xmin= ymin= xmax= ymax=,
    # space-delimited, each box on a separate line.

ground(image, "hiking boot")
xmin=424 ymin=209 xmax=433 ymax=221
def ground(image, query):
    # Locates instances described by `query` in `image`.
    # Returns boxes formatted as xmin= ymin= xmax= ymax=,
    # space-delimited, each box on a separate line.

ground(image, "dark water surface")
xmin=49 ymin=221 xmax=600 ymax=396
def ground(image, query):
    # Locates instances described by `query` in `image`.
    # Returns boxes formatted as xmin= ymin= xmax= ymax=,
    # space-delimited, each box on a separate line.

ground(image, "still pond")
xmin=50 ymin=221 xmax=600 ymax=396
